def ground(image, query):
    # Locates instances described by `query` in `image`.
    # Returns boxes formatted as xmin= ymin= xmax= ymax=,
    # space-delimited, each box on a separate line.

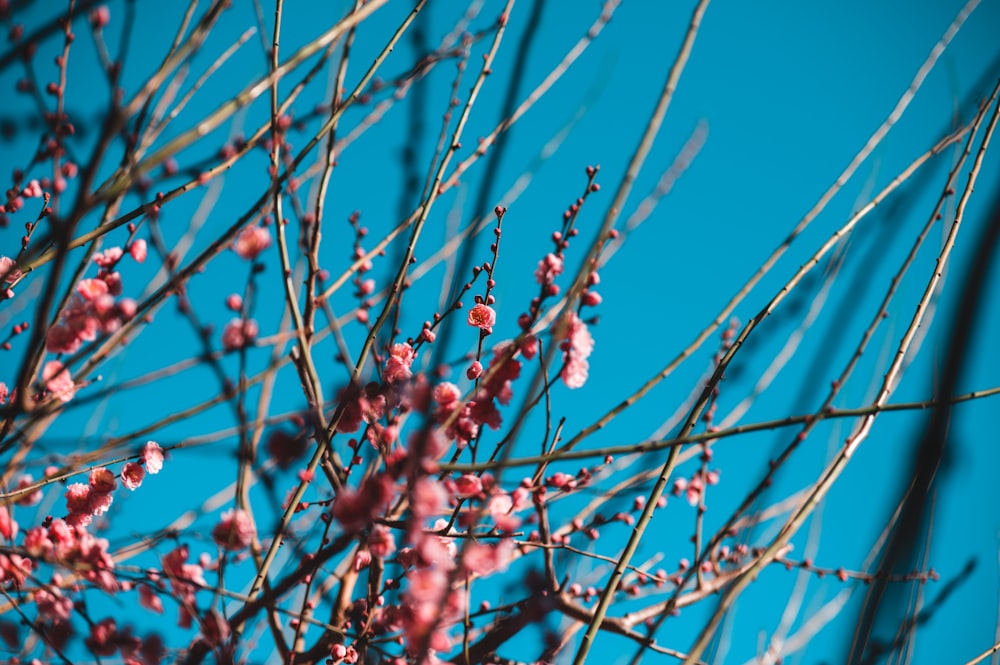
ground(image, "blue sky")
xmin=1 ymin=1 xmax=999 ymax=663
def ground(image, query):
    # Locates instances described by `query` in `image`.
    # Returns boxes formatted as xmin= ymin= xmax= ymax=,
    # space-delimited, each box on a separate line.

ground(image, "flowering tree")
xmin=0 ymin=1 xmax=999 ymax=664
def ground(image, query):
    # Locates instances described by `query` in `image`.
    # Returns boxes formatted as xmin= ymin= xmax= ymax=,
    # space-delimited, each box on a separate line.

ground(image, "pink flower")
xmin=88 ymin=491 xmax=114 ymax=516
xmin=384 ymin=342 xmax=415 ymax=383
xmin=462 ymin=539 xmax=513 ymax=576
xmin=368 ymin=524 xmax=396 ymax=558
xmin=35 ymin=587 xmax=73 ymax=622
xmin=42 ymin=361 xmax=75 ymax=402
xmin=142 ymin=441 xmax=164 ymax=474
xmin=452 ymin=474 xmax=483 ymax=498
xmin=65 ymin=482 xmax=92 ymax=515
xmin=0 ymin=506 xmax=17 ymax=540
xmin=14 ymin=475 xmax=42 ymax=506
xmin=121 ymin=462 xmax=145 ymax=490
xmin=212 ymin=508 xmax=254 ymax=551
xmin=222 ymin=318 xmax=258 ymax=351
xmin=22 ymin=179 xmax=43 ymax=198
xmin=547 ymin=472 xmax=577 ymax=490
xmin=92 ymin=248 xmax=123 ymax=269
xmin=534 ymin=252 xmax=563 ymax=285
xmin=519 ymin=334 xmax=539 ymax=359
xmin=89 ymin=5 xmax=110 ymax=29
xmin=129 ymin=239 xmax=147 ymax=263
xmin=467 ymin=303 xmax=496 ymax=332
xmin=560 ymin=313 xmax=594 ymax=389
xmin=0 ymin=256 xmax=21 ymax=283
xmin=89 ymin=467 xmax=117 ymax=494
xmin=432 ymin=382 xmax=461 ymax=405
xmin=411 ymin=478 xmax=447 ymax=519
xmin=86 ymin=617 xmax=118 ymax=656
xmin=233 ymin=224 xmax=272 ymax=260
xmin=139 ymin=583 xmax=164 ymax=614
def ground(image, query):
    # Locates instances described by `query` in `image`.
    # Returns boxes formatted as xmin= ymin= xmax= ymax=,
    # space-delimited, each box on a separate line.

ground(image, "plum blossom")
xmin=139 ymin=583 xmax=164 ymax=614
xmin=42 ymin=361 xmax=75 ymax=403
xmin=233 ymin=224 xmax=272 ymax=260
xmin=535 ymin=252 xmax=563 ymax=285
xmin=0 ymin=256 xmax=22 ymax=283
xmin=222 ymin=318 xmax=258 ymax=351
xmin=13 ymin=474 xmax=42 ymax=506
xmin=129 ymin=239 xmax=147 ymax=263
xmin=121 ymin=462 xmax=145 ymax=490
xmin=89 ymin=5 xmax=111 ymax=29
xmin=673 ymin=469 xmax=720 ymax=506
xmin=162 ymin=545 xmax=205 ymax=628
xmin=462 ymin=539 xmax=514 ymax=577
xmin=85 ymin=618 xmax=118 ymax=656
xmin=560 ymin=312 xmax=594 ymax=389
xmin=142 ymin=441 xmax=164 ymax=474
xmin=46 ymin=274 xmax=134 ymax=354
xmin=92 ymin=247 xmax=123 ymax=269
xmin=0 ymin=553 xmax=32 ymax=587
xmin=452 ymin=474 xmax=483 ymax=498
xmin=0 ymin=506 xmax=17 ymax=540
xmin=368 ymin=524 xmax=396 ymax=558
xmin=467 ymin=303 xmax=496 ymax=332
xmin=212 ymin=508 xmax=254 ymax=551
xmin=35 ymin=586 xmax=73 ymax=622
xmin=384 ymin=342 xmax=415 ymax=383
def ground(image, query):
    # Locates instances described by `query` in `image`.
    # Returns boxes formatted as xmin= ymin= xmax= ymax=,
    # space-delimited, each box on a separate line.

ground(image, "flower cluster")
xmin=45 ymin=248 xmax=139 ymax=355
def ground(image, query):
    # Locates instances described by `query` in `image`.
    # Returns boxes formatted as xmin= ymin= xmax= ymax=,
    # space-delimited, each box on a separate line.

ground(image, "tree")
xmin=0 ymin=1 xmax=998 ymax=663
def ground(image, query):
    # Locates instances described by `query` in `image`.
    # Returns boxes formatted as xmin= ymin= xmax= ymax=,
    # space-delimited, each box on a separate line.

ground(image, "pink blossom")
xmin=462 ymin=539 xmax=513 ymax=576
xmin=14 ymin=475 xmax=42 ymax=506
xmin=22 ymin=179 xmax=43 ymax=198
xmin=353 ymin=549 xmax=372 ymax=571
xmin=432 ymin=382 xmax=461 ymax=405
xmin=414 ymin=525 xmax=457 ymax=568
xmin=519 ymin=333 xmax=539 ymax=359
xmin=212 ymin=508 xmax=254 ymax=550
xmin=121 ymin=462 xmax=145 ymax=490
xmin=88 ymin=490 xmax=114 ymax=516
xmin=89 ymin=467 xmax=117 ymax=494
xmin=547 ymin=472 xmax=577 ymax=490
xmin=42 ymin=361 xmax=75 ymax=402
xmin=368 ymin=524 xmax=396 ymax=558
xmin=0 ymin=382 xmax=7 ymax=405
xmin=0 ymin=256 xmax=21 ymax=282
xmin=143 ymin=441 xmax=164 ymax=474
xmin=86 ymin=617 xmax=118 ymax=656
xmin=129 ymin=239 xmax=147 ymax=263
xmin=487 ymin=493 xmax=521 ymax=531
xmin=0 ymin=553 xmax=32 ymax=587
xmin=452 ymin=474 xmax=483 ymax=498
xmin=233 ymin=224 xmax=272 ymax=260
xmin=0 ymin=506 xmax=17 ymax=540
xmin=467 ymin=303 xmax=496 ymax=332
xmin=35 ymin=586 xmax=73 ymax=622
xmin=92 ymin=248 xmax=123 ymax=269
xmin=560 ymin=313 xmax=594 ymax=389
xmin=331 ymin=473 xmax=394 ymax=529
xmin=265 ymin=430 xmax=307 ymax=469
xmin=384 ymin=342 xmax=415 ymax=383
xmin=89 ymin=5 xmax=110 ymax=29
xmin=222 ymin=318 xmax=258 ymax=350
xmin=139 ymin=583 xmax=164 ymax=614
xmin=411 ymin=478 xmax=447 ymax=519
xmin=535 ymin=252 xmax=563 ymax=285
